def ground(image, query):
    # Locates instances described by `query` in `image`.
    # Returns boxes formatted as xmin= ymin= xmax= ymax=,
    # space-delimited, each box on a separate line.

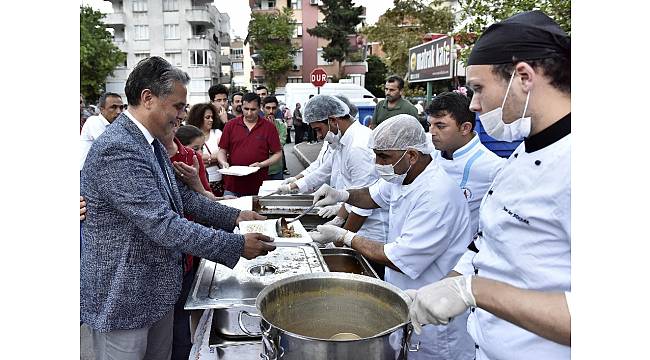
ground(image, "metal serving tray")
xmin=185 ymin=243 xmax=329 ymax=310
xmin=320 ymin=247 xmax=380 ymax=279
xmin=252 ymin=195 xmax=329 ymax=231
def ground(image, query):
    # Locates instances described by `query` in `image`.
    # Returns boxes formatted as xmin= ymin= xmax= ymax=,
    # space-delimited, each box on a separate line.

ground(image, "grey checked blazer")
xmin=80 ymin=113 xmax=245 ymax=332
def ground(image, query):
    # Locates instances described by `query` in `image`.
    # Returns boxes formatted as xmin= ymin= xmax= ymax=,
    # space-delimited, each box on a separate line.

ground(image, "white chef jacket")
xmin=334 ymin=121 xmax=388 ymax=243
xmin=80 ymin=114 xmax=110 ymax=170
xmin=295 ymin=142 xmax=339 ymax=192
xmin=369 ymin=158 xmax=474 ymax=360
xmin=456 ymin=127 xmax=571 ymax=360
xmin=433 ymin=133 xmax=505 ymax=236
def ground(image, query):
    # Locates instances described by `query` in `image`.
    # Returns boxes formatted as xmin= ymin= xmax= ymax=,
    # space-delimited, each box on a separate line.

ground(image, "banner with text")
xmin=408 ymin=36 xmax=454 ymax=83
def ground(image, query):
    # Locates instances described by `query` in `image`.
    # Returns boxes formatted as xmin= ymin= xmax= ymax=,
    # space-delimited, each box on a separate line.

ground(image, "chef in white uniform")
xmin=428 ymin=91 xmax=505 ymax=235
xmin=310 ymin=114 xmax=475 ymax=360
xmin=406 ymin=10 xmax=571 ymax=360
xmin=278 ymin=95 xmax=389 ymax=247
xmin=427 ymin=91 xmax=506 ymax=275
xmin=280 ymin=95 xmax=360 ymax=219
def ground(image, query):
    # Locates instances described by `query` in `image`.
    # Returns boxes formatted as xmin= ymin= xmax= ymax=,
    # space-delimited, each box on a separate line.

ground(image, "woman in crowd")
xmin=186 ymin=103 xmax=225 ymax=196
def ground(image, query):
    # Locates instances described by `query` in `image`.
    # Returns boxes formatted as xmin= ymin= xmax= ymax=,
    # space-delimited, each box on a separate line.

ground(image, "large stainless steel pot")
xmin=238 ymin=272 xmax=418 ymax=359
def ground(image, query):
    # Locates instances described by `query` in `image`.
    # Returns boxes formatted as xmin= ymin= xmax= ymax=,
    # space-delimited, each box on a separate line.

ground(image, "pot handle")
xmin=406 ymin=324 xmax=420 ymax=352
xmin=261 ymin=336 xmax=285 ymax=360
xmin=238 ymin=310 xmax=263 ymax=336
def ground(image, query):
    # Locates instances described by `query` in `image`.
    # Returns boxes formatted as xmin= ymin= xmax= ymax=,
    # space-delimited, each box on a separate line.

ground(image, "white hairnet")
xmin=370 ymin=114 xmax=434 ymax=154
xmin=334 ymin=95 xmax=358 ymax=118
xmin=303 ymin=95 xmax=350 ymax=124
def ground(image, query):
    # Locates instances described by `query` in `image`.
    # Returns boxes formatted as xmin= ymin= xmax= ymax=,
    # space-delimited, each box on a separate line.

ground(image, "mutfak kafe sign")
xmin=408 ymin=36 xmax=454 ymax=82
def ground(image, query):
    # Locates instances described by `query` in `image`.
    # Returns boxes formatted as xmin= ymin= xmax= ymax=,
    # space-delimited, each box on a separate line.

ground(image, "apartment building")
xmin=248 ymin=0 xmax=368 ymax=89
xmin=102 ymin=0 xmax=232 ymax=105
xmin=230 ymin=36 xmax=253 ymax=90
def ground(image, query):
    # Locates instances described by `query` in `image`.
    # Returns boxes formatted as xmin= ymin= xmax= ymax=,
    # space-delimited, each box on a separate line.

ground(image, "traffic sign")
xmin=310 ymin=68 xmax=327 ymax=87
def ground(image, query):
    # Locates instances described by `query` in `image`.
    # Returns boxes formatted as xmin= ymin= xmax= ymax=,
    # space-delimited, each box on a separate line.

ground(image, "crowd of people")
xmin=80 ymin=10 xmax=570 ymax=360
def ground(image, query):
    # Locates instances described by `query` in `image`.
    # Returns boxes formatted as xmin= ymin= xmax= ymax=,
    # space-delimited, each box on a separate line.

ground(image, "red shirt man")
xmin=217 ymin=92 xmax=282 ymax=196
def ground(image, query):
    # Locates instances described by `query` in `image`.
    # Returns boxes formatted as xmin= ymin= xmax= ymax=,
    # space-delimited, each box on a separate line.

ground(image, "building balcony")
xmin=103 ymin=12 xmax=125 ymax=28
xmin=343 ymin=61 xmax=368 ymax=75
xmin=251 ymin=8 xmax=280 ymax=15
xmin=188 ymin=37 xmax=214 ymax=50
xmin=220 ymin=74 xmax=232 ymax=84
xmin=220 ymin=54 xmax=231 ymax=64
xmin=186 ymin=7 xmax=215 ymax=27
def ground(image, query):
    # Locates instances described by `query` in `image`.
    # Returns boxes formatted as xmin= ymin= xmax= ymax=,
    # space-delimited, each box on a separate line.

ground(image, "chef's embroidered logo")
xmin=462 ymin=187 xmax=472 ymax=200
xmin=503 ymin=206 xmax=530 ymax=225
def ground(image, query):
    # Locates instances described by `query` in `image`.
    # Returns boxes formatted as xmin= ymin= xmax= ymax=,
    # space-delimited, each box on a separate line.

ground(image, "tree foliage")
xmin=456 ymin=0 xmax=571 ymax=62
xmin=306 ymin=0 xmax=364 ymax=77
xmin=80 ymin=6 xmax=126 ymax=104
xmin=363 ymin=0 xmax=455 ymax=77
xmin=365 ymin=55 xmax=388 ymax=97
xmin=247 ymin=7 xmax=297 ymax=93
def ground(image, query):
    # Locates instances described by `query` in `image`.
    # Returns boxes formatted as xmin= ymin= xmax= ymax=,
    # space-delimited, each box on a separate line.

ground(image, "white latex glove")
xmin=282 ymin=177 xmax=298 ymax=185
xmin=277 ymin=184 xmax=298 ymax=195
xmin=313 ymin=184 xmax=349 ymax=207
xmin=309 ymin=225 xmax=355 ymax=246
xmin=407 ymin=276 xmax=476 ymax=334
xmin=318 ymin=204 xmax=341 ymax=218
xmin=324 ymin=216 xmax=346 ymax=227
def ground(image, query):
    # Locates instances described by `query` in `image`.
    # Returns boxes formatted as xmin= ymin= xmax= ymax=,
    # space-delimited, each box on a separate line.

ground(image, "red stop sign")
xmin=310 ymin=68 xmax=328 ymax=87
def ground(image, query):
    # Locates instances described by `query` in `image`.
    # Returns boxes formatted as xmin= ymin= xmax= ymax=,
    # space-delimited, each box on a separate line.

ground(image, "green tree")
xmin=247 ymin=7 xmax=297 ymax=93
xmin=363 ymin=0 xmax=455 ymax=77
xmin=306 ymin=0 xmax=364 ymax=78
xmin=365 ymin=55 xmax=388 ymax=97
xmin=456 ymin=0 xmax=570 ymax=62
xmin=80 ymin=6 xmax=126 ymax=104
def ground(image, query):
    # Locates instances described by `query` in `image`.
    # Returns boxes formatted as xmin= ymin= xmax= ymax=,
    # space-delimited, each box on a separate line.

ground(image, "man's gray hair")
xmin=125 ymin=56 xmax=190 ymax=106
xmin=98 ymin=92 xmax=122 ymax=108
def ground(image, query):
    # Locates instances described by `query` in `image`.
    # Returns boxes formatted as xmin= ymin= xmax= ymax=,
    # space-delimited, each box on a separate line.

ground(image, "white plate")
xmin=238 ymin=219 xmax=312 ymax=245
xmin=216 ymin=196 xmax=253 ymax=211
xmin=218 ymin=166 xmax=260 ymax=177
xmin=258 ymin=180 xmax=285 ymax=196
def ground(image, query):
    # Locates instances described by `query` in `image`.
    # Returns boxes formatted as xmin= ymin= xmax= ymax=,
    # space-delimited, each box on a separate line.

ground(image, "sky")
xmin=80 ymin=0 xmax=395 ymax=38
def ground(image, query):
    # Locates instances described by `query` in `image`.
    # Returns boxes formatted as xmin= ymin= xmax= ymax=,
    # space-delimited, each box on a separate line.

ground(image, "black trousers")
xmin=294 ymin=124 xmax=306 ymax=144
xmin=171 ymin=267 xmax=195 ymax=360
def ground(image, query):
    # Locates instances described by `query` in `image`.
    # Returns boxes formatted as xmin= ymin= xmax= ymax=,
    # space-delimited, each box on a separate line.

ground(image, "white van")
xmin=284 ymin=83 xmax=377 ymax=114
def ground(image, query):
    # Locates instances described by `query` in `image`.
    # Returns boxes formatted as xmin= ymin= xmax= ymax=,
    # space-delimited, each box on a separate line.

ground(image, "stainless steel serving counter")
xmin=186 ymin=244 xmax=380 ymax=359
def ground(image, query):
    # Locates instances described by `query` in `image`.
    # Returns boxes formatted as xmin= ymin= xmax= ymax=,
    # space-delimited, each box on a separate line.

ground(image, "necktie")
xmin=152 ymin=139 xmax=179 ymax=213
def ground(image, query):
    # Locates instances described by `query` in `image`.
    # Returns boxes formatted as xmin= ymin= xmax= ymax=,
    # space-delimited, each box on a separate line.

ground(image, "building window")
xmin=163 ymin=0 xmax=178 ymax=11
xmin=134 ymin=52 xmax=150 ymax=66
xmin=165 ymin=52 xmax=182 ymax=66
xmin=290 ymin=0 xmax=301 ymax=9
xmin=317 ymin=48 xmax=332 ymax=65
xmin=134 ymin=25 xmax=149 ymax=40
xmin=132 ymin=0 xmax=147 ymax=12
xmin=293 ymin=50 xmax=303 ymax=67
xmin=164 ymin=24 xmax=179 ymax=39
xmin=232 ymin=62 xmax=243 ymax=72
xmin=192 ymin=25 xmax=208 ymax=38
xmin=231 ymin=48 xmax=243 ymax=58
xmin=190 ymin=50 xmax=209 ymax=66
xmin=287 ymin=77 xmax=302 ymax=83
xmin=293 ymin=22 xmax=302 ymax=37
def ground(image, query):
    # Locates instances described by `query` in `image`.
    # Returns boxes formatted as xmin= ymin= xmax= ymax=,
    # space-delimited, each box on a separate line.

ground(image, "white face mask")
xmin=375 ymin=151 xmax=412 ymax=185
xmin=324 ymin=120 xmax=341 ymax=149
xmin=480 ymin=69 xmax=531 ymax=142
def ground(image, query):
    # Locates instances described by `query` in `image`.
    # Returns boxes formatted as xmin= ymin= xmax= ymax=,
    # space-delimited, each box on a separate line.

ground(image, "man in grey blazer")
xmin=80 ymin=56 xmax=275 ymax=360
